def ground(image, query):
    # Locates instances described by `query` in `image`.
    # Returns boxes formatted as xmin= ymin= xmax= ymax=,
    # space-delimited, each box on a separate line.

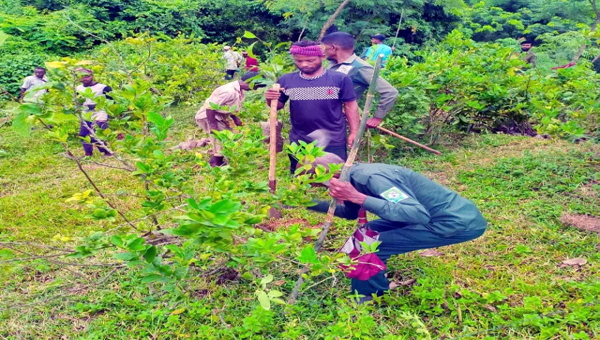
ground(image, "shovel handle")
xmin=375 ymin=126 xmax=442 ymax=155
xmin=268 ymin=84 xmax=281 ymax=193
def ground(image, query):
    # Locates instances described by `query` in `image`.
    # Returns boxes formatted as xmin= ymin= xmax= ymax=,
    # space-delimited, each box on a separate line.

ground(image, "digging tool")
xmin=288 ymin=55 xmax=385 ymax=303
xmin=268 ymin=83 xmax=282 ymax=219
xmin=375 ymin=126 xmax=442 ymax=155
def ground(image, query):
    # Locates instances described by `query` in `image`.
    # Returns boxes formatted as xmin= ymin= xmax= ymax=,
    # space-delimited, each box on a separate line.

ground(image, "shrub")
xmin=383 ymin=30 xmax=600 ymax=142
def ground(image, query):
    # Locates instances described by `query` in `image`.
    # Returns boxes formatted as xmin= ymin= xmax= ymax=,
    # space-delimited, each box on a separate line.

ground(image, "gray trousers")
xmin=351 ymin=219 xmax=486 ymax=297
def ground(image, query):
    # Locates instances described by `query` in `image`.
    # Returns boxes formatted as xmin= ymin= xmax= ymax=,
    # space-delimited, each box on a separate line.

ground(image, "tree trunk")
xmin=318 ymin=0 xmax=352 ymax=41
xmin=571 ymin=0 xmax=600 ymax=63
xmin=571 ymin=44 xmax=588 ymax=64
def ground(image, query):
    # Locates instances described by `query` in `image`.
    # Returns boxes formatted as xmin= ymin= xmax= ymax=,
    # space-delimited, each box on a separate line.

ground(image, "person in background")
xmin=195 ymin=72 xmax=264 ymax=167
xmin=321 ymin=32 xmax=398 ymax=128
xmin=20 ymin=67 xmax=48 ymax=103
xmin=76 ymin=69 xmax=113 ymax=157
xmin=232 ymin=48 xmax=244 ymax=70
xmin=223 ymin=46 xmax=239 ymax=80
xmin=264 ymin=41 xmax=360 ymax=174
xmin=242 ymin=51 xmax=259 ymax=72
xmin=520 ymin=40 xmax=537 ymax=68
xmin=361 ymin=34 xmax=393 ymax=67
xmin=306 ymin=153 xmax=487 ymax=303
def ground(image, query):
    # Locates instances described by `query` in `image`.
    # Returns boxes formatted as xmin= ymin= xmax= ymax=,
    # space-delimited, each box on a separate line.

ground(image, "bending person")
xmin=306 ymin=153 xmax=487 ymax=302
xmin=195 ymin=72 xmax=263 ymax=167
xmin=76 ymin=69 xmax=113 ymax=157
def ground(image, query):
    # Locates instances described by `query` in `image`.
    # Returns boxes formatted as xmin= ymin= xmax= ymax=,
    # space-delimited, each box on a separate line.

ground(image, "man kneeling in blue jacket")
xmin=307 ymin=153 xmax=487 ymax=302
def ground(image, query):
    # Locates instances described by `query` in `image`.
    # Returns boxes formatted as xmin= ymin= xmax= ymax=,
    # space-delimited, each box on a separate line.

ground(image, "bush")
xmin=383 ymin=30 xmax=600 ymax=142
xmin=0 ymin=51 xmax=53 ymax=100
xmin=87 ymin=35 xmax=225 ymax=104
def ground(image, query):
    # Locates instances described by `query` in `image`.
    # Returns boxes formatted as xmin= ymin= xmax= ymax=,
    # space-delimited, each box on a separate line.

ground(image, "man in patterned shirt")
xmin=265 ymin=41 xmax=360 ymax=173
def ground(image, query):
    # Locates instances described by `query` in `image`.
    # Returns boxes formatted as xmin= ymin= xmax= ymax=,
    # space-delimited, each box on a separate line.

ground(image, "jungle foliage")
xmin=1 ymin=1 xmax=600 ymax=339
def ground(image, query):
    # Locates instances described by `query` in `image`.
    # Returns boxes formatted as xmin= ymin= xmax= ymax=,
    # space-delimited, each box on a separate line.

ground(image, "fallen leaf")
xmin=419 ymin=249 xmax=444 ymax=257
xmin=558 ymin=258 xmax=587 ymax=268
xmin=170 ymin=308 xmax=186 ymax=315
xmin=272 ymin=280 xmax=286 ymax=286
xmin=484 ymin=305 xmax=498 ymax=313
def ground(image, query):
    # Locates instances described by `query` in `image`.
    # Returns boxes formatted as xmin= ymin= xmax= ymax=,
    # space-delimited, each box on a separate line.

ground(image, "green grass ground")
xmin=0 ymin=107 xmax=599 ymax=339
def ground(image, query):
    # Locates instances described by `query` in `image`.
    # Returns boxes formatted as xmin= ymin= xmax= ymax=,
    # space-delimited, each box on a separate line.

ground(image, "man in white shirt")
xmin=195 ymin=71 xmax=263 ymax=166
xmin=76 ymin=68 xmax=113 ymax=157
xmin=20 ymin=67 xmax=48 ymax=102
xmin=223 ymin=46 xmax=240 ymax=80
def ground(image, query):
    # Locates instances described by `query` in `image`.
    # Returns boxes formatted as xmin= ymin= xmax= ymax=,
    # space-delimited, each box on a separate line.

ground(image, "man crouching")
xmin=306 ymin=153 xmax=487 ymax=303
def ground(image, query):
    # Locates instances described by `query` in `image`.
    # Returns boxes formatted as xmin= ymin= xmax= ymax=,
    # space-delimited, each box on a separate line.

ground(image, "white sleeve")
xmin=21 ymin=77 xmax=32 ymax=90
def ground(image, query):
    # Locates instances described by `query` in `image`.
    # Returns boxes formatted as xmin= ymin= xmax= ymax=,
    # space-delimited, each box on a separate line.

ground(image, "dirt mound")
xmin=255 ymin=218 xmax=312 ymax=232
xmin=560 ymin=214 xmax=600 ymax=234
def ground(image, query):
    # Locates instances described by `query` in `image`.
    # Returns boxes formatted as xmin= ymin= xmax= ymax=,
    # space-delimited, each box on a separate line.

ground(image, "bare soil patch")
xmin=560 ymin=214 xmax=600 ymax=234
xmin=255 ymin=218 xmax=313 ymax=232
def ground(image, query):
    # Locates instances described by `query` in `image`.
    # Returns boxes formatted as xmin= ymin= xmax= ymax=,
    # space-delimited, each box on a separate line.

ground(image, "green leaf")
xmin=261 ymin=274 xmax=274 ymax=285
xmin=144 ymin=246 xmax=157 ymax=263
xmin=114 ymin=252 xmax=136 ymax=261
xmin=110 ymin=235 xmax=123 ymax=248
xmin=170 ymin=224 xmax=200 ymax=236
xmin=243 ymin=31 xmax=257 ymax=39
xmin=247 ymin=42 xmax=258 ymax=59
xmin=141 ymin=274 xmax=164 ymax=283
xmin=135 ymin=162 xmax=151 ymax=173
xmin=267 ymin=290 xmax=283 ymax=298
xmin=209 ymin=200 xmax=241 ymax=215
xmin=126 ymin=237 xmax=146 ymax=251
xmin=256 ymin=290 xmax=271 ymax=310
xmin=271 ymin=298 xmax=286 ymax=305
xmin=147 ymin=111 xmax=165 ymax=126
xmin=13 ymin=111 xmax=32 ymax=136
xmin=0 ymin=32 xmax=9 ymax=46
xmin=19 ymin=104 xmax=42 ymax=115
xmin=297 ymin=246 xmax=319 ymax=265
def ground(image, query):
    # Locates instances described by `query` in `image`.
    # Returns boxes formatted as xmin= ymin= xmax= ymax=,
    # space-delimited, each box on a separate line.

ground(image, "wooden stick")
xmin=288 ymin=55 xmax=385 ymax=303
xmin=391 ymin=9 xmax=405 ymax=50
xmin=268 ymin=84 xmax=282 ymax=219
xmin=375 ymin=126 xmax=442 ymax=155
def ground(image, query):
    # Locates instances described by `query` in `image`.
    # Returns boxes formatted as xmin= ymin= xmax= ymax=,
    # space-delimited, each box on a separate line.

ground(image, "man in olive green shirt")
xmin=521 ymin=40 xmax=536 ymax=68
xmin=321 ymin=32 xmax=398 ymax=128
xmin=308 ymin=154 xmax=487 ymax=301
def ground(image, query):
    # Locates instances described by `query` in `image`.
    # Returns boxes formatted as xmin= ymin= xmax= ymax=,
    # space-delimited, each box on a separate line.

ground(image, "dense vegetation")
xmin=0 ymin=0 xmax=599 ymax=339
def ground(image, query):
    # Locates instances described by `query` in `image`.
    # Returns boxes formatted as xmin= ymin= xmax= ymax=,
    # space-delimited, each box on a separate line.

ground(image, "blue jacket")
xmin=362 ymin=44 xmax=393 ymax=66
xmin=310 ymin=164 xmax=487 ymax=237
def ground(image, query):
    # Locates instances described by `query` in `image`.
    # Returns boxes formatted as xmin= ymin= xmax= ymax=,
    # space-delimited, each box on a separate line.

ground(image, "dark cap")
xmin=370 ymin=34 xmax=386 ymax=41
xmin=241 ymin=71 xmax=260 ymax=82
xmin=241 ymin=71 xmax=267 ymax=88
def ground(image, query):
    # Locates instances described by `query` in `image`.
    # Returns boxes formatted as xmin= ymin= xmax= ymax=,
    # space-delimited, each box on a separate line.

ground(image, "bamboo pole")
xmin=375 ymin=126 xmax=442 ymax=155
xmin=288 ymin=55 xmax=384 ymax=303
xmin=391 ymin=9 xmax=405 ymax=50
xmin=268 ymin=84 xmax=282 ymax=219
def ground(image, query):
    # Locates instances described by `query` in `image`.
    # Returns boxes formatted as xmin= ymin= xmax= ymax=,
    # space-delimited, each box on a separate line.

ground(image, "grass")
xmin=0 ymin=106 xmax=599 ymax=339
